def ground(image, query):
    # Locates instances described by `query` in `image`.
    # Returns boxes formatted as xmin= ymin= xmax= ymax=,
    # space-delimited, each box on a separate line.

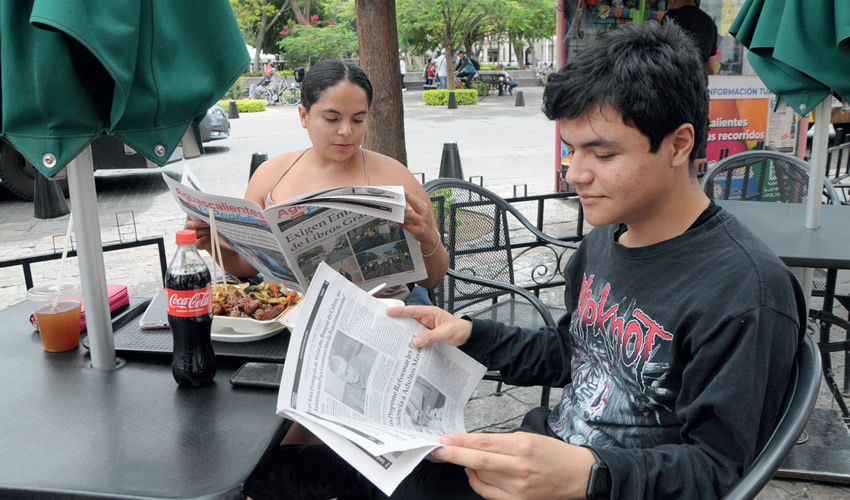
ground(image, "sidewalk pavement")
xmin=1 ymin=88 xmax=849 ymax=498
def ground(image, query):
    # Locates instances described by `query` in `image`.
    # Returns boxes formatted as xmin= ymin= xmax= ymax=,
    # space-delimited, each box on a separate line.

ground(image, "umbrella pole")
xmin=66 ymin=145 xmax=118 ymax=370
xmin=806 ymin=98 xmax=831 ymax=229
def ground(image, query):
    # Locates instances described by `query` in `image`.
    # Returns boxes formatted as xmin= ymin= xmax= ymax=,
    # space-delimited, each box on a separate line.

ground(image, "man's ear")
xmin=670 ymin=123 xmax=695 ymax=169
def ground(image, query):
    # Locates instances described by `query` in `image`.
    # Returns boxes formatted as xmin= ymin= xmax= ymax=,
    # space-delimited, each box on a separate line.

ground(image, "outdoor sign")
xmin=706 ymin=76 xmax=770 ymax=163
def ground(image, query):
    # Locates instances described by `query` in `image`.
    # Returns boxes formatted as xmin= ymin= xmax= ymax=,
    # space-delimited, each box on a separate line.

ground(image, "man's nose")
xmin=563 ymin=152 xmax=590 ymax=185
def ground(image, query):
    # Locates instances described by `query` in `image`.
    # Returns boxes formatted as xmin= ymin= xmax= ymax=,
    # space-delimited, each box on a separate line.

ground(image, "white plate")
xmin=211 ymin=299 xmax=303 ymax=343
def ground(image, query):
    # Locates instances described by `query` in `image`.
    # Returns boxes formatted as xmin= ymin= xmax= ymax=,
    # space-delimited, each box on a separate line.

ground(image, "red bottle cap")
xmin=176 ymin=230 xmax=197 ymax=245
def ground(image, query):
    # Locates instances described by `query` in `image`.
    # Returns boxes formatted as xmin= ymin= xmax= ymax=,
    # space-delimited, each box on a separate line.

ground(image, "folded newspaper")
xmin=163 ymin=167 xmax=427 ymax=293
xmin=278 ymin=262 xmax=487 ymax=495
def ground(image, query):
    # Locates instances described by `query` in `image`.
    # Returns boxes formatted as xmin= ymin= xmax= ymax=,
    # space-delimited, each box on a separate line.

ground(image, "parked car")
xmin=0 ymin=105 xmax=230 ymax=201
xmin=199 ymin=104 xmax=230 ymax=142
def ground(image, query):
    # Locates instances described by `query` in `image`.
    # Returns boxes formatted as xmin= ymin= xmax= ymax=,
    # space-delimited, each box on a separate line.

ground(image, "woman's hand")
xmin=183 ymin=216 xmax=211 ymax=253
xmin=399 ymin=191 xmax=440 ymax=255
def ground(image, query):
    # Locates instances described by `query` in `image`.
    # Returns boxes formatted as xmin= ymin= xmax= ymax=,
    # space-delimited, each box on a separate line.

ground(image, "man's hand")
xmin=386 ymin=305 xmax=472 ymax=348
xmin=432 ymin=432 xmax=596 ymax=500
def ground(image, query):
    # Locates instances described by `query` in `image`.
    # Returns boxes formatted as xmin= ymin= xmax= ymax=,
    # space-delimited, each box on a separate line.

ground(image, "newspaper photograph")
xmin=277 ymin=262 xmax=487 ymax=495
xmin=163 ymin=167 xmax=427 ymax=292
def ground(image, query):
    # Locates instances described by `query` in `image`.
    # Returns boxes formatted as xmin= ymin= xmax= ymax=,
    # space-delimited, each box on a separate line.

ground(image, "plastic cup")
xmin=27 ymin=284 xmax=82 ymax=352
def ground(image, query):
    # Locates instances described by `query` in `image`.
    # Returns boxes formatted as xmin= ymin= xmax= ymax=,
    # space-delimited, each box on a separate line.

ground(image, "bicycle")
xmin=250 ymin=74 xmax=301 ymax=106
xmin=454 ymin=74 xmax=489 ymax=97
xmin=280 ymin=77 xmax=301 ymax=106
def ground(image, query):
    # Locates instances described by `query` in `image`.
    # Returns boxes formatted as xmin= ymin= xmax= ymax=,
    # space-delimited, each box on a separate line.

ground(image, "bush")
xmin=217 ymin=99 xmax=267 ymax=113
xmin=423 ymin=89 xmax=478 ymax=106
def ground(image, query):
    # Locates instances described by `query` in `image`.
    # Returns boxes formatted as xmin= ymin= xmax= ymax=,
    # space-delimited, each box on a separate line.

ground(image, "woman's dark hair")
xmin=542 ymin=20 xmax=709 ymax=169
xmin=300 ymin=59 xmax=373 ymax=112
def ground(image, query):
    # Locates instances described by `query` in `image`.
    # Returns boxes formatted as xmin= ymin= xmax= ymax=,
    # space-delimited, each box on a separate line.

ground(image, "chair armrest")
xmin=445 ymin=268 xmax=557 ymax=327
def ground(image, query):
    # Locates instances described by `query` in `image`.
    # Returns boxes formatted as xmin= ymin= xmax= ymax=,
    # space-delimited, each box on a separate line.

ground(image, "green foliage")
xmin=422 ymin=89 xmax=479 ymax=106
xmin=231 ymin=0 xmax=289 ymax=55
xmin=396 ymin=0 xmax=493 ymax=57
xmin=276 ymin=16 xmax=358 ymax=68
xmin=226 ymin=77 xmax=245 ymax=100
xmin=430 ymin=188 xmax=463 ymax=230
xmin=217 ymin=99 xmax=267 ymax=112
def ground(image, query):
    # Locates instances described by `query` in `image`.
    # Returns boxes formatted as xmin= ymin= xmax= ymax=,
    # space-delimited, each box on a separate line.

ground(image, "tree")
xmin=396 ymin=0 xmax=491 ymax=90
xmin=492 ymin=0 xmax=556 ymax=66
xmin=277 ymin=16 xmax=358 ymax=69
xmin=231 ymin=0 xmax=317 ymax=70
xmin=356 ymin=0 xmax=407 ymax=166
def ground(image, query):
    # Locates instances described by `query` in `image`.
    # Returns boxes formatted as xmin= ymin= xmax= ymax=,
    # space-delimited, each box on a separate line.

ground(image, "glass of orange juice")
xmin=27 ymin=284 xmax=82 ymax=352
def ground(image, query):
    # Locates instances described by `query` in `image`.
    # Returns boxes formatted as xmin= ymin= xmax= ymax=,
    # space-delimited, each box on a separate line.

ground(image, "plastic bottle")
xmin=165 ymin=230 xmax=216 ymax=386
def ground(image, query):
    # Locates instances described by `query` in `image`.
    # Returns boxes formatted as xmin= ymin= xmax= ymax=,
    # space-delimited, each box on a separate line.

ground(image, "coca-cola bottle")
xmin=165 ymin=229 xmax=216 ymax=387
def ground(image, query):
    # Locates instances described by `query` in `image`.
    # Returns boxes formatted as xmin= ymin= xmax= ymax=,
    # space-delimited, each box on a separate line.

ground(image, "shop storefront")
xmin=556 ymin=0 xmax=799 ymax=191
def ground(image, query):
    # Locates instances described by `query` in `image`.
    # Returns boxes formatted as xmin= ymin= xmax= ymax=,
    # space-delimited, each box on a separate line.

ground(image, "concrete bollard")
xmin=228 ymin=99 xmax=240 ymax=119
xmin=249 ymin=152 xmax=268 ymax=179
xmin=438 ymin=141 xmax=464 ymax=179
xmin=33 ymin=174 xmax=70 ymax=220
xmin=447 ymin=91 xmax=458 ymax=109
xmin=515 ymin=90 xmax=525 ymax=107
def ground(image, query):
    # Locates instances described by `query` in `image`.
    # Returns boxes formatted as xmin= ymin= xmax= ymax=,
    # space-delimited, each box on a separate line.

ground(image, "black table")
xmin=718 ymin=200 xmax=850 ymax=484
xmin=0 ymin=299 xmax=289 ymax=499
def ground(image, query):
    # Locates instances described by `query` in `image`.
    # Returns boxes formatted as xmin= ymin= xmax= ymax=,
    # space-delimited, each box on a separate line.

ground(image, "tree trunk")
xmin=356 ymin=0 xmax=407 ymax=166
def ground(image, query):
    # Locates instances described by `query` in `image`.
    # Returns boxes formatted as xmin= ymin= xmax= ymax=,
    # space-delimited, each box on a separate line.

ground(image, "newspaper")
xmin=163 ymin=167 xmax=427 ymax=293
xmin=277 ymin=262 xmax=487 ymax=495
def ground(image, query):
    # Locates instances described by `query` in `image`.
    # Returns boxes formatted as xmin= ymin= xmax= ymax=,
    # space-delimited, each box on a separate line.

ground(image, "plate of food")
xmin=211 ymin=282 xmax=303 ymax=343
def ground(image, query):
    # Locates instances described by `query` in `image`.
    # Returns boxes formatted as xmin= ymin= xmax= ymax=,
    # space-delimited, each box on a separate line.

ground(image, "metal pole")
xmin=805 ymin=98 xmax=830 ymax=229
xmin=555 ymin=0 xmax=568 ymax=187
xmin=66 ymin=145 xmax=117 ymax=369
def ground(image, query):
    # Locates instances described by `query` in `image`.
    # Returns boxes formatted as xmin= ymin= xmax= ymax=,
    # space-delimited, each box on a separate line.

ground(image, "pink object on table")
xmin=29 ymin=285 xmax=129 ymax=332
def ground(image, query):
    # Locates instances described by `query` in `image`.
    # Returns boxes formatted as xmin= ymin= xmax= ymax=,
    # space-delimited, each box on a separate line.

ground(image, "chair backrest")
xmin=825 ymin=142 xmax=850 ymax=202
xmin=701 ymin=150 xmax=841 ymax=204
xmin=425 ymin=179 xmax=517 ymax=312
xmin=721 ymin=333 xmax=821 ymax=500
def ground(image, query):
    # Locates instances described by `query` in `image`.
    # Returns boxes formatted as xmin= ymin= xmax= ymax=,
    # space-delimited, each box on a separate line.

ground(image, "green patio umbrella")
xmin=729 ymin=0 xmax=850 ymax=117
xmin=0 ymin=0 xmax=249 ymax=368
xmin=0 ymin=0 xmax=249 ymax=178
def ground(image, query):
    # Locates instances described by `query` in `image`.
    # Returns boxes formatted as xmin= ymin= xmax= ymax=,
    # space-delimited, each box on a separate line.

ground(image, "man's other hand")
xmin=386 ymin=305 xmax=472 ymax=348
xmin=432 ymin=432 xmax=596 ymax=500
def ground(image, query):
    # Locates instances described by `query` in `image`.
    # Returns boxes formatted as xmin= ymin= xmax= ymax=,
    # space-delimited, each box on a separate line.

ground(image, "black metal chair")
xmin=721 ymin=332 xmax=821 ymax=500
xmin=701 ymin=149 xmax=841 ymax=204
xmin=424 ymin=178 xmax=580 ymax=407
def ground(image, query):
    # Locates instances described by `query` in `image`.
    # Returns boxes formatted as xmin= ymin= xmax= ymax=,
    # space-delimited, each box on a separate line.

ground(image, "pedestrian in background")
xmin=434 ymin=49 xmax=448 ymax=89
xmin=399 ymin=54 xmax=407 ymax=91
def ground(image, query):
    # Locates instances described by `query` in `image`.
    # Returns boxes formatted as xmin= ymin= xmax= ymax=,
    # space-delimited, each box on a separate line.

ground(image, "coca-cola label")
xmin=166 ymin=286 xmax=212 ymax=317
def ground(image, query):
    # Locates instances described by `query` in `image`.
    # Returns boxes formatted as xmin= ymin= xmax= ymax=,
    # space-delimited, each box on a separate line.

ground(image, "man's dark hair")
xmin=542 ymin=20 xmax=709 ymax=171
xmin=301 ymin=59 xmax=373 ymax=113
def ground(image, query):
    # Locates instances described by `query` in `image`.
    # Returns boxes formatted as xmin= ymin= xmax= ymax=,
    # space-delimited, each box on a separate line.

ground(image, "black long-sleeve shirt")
xmin=461 ymin=208 xmax=805 ymax=499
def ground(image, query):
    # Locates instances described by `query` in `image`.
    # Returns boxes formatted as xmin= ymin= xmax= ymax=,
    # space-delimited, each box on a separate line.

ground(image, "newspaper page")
xmin=277 ymin=262 xmax=487 ymax=495
xmin=163 ymin=167 xmax=427 ymax=292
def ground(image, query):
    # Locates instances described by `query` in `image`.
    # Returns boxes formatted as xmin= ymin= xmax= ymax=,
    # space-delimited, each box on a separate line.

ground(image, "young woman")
xmin=185 ymin=59 xmax=448 ymax=300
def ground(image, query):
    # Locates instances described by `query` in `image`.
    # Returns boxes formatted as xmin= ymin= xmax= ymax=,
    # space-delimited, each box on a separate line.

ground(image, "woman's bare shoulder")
xmin=245 ymin=150 xmax=305 ymax=202
xmin=366 ymin=150 xmax=419 ymax=183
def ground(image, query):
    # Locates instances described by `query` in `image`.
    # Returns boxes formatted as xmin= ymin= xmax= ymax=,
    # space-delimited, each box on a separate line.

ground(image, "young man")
xmin=454 ymin=49 xmax=476 ymax=88
xmin=246 ymin=21 xmax=805 ymax=500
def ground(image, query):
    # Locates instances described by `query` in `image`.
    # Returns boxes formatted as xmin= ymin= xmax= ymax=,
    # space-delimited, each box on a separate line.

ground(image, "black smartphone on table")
xmin=229 ymin=362 xmax=284 ymax=389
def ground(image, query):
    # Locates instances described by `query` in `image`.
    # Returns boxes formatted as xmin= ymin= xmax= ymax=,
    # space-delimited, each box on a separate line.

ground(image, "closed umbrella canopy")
xmin=0 ymin=0 xmax=249 ymax=178
xmin=729 ymin=0 xmax=850 ymax=117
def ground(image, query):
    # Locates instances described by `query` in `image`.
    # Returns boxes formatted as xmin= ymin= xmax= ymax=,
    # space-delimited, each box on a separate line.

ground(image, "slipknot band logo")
xmin=166 ymin=287 xmax=212 ymax=317
xmin=572 ymin=274 xmax=672 ymax=387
